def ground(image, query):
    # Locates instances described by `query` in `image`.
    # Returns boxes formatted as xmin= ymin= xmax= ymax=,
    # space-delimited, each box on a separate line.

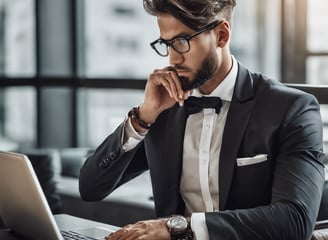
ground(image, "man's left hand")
xmin=105 ymin=218 xmax=170 ymax=240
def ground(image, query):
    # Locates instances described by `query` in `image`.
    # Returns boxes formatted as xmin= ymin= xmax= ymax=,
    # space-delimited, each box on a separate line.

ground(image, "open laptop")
xmin=0 ymin=151 xmax=115 ymax=240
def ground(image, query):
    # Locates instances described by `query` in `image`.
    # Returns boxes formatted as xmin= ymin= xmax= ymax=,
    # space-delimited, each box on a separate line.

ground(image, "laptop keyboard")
xmin=61 ymin=230 xmax=98 ymax=240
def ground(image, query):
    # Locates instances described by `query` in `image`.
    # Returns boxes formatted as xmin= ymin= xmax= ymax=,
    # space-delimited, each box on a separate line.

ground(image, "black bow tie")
xmin=184 ymin=96 xmax=222 ymax=115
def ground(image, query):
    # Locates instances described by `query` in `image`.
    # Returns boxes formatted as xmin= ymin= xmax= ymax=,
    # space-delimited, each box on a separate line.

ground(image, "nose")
xmin=168 ymin=47 xmax=184 ymax=66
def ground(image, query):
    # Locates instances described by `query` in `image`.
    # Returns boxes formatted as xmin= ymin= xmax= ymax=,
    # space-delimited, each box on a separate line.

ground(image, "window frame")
xmin=0 ymin=0 xmax=327 ymax=149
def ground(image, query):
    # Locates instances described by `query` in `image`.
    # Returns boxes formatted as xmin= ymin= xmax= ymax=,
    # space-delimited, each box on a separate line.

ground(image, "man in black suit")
xmin=79 ymin=0 xmax=325 ymax=239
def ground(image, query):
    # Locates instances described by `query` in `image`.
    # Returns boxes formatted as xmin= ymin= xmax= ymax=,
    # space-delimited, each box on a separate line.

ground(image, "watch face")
xmin=167 ymin=216 xmax=188 ymax=232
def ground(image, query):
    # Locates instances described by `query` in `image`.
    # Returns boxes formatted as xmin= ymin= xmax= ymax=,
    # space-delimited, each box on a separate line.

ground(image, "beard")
xmin=179 ymin=48 xmax=219 ymax=91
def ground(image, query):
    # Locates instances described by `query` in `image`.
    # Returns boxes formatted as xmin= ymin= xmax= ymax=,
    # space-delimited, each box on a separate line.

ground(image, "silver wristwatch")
xmin=167 ymin=215 xmax=193 ymax=240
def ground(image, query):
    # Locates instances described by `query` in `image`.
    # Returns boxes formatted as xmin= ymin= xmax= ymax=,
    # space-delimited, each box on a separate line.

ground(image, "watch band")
xmin=171 ymin=229 xmax=193 ymax=240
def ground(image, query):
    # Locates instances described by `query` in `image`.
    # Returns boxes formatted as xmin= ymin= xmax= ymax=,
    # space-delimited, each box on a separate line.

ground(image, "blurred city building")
xmin=0 ymin=0 xmax=327 ymax=150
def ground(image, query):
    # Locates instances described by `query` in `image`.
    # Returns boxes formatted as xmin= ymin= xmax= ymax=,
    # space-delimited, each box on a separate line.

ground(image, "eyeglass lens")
xmin=171 ymin=38 xmax=189 ymax=54
xmin=154 ymin=40 xmax=169 ymax=56
xmin=154 ymin=38 xmax=189 ymax=56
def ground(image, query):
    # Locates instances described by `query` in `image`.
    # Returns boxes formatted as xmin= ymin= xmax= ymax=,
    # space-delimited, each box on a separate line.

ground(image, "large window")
xmin=0 ymin=0 xmax=327 ymax=150
xmin=307 ymin=0 xmax=328 ymax=53
xmin=83 ymin=0 xmax=166 ymax=78
xmin=0 ymin=0 xmax=35 ymax=76
xmin=0 ymin=87 xmax=36 ymax=150
xmin=231 ymin=0 xmax=281 ymax=81
xmin=77 ymin=89 xmax=144 ymax=147
xmin=79 ymin=0 xmax=169 ymax=147
xmin=306 ymin=0 xmax=328 ymax=85
xmin=83 ymin=0 xmax=281 ymax=81
xmin=0 ymin=0 xmax=36 ymax=151
xmin=305 ymin=0 xmax=328 ymax=151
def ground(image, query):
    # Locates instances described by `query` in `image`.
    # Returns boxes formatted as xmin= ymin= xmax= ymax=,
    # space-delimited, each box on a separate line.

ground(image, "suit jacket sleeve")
xmin=206 ymin=92 xmax=325 ymax=240
xmin=79 ymin=122 xmax=148 ymax=201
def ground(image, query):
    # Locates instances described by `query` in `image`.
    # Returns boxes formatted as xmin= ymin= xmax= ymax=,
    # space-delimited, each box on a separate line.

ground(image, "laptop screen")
xmin=0 ymin=151 xmax=63 ymax=240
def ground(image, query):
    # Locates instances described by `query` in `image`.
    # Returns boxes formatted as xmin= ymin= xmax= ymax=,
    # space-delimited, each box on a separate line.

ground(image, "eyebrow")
xmin=159 ymin=32 xmax=193 ymax=42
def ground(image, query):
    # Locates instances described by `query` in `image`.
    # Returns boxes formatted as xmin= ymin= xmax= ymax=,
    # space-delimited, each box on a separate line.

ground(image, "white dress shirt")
xmin=122 ymin=56 xmax=238 ymax=239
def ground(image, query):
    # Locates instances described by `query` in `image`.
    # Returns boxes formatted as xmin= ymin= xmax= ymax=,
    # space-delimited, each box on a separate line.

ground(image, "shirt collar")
xmin=191 ymin=55 xmax=238 ymax=102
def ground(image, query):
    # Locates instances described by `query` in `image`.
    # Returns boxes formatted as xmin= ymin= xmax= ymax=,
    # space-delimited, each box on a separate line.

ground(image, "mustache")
xmin=167 ymin=65 xmax=191 ymax=72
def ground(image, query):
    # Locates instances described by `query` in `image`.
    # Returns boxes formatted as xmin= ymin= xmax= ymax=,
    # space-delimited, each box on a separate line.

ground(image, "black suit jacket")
xmin=79 ymin=63 xmax=325 ymax=240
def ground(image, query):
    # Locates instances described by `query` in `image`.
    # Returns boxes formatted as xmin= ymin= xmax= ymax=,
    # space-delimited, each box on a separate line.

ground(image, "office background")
xmin=0 ymin=0 xmax=327 ymax=151
xmin=1 ymin=0 xmax=328 ymax=228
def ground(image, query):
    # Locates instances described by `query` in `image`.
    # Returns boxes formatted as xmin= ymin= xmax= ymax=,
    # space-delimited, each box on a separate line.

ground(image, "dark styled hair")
xmin=143 ymin=0 xmax=237 ymax=31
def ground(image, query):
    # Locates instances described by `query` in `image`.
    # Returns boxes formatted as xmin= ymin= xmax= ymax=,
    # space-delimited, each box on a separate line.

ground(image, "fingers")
xmin=105 ymin=226 xmax=144 ymax=240
xmin=105 ymin=219 xmax=169 ymax=240
xmin=151 ymin=67 xmax=188 ymax=106
xmin=167 ymin=71 xmax=187 ymax=106
xmin=105 ymin=228 xmax=129 ymax=240
xmin=159 ymin=71 xmax=175 ymax=99
xmin=167 ymin=71 xmax=184 ymax=99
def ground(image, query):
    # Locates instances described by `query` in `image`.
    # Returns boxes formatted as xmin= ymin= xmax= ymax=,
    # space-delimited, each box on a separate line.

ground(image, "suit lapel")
xmin=164 ymin=105 xmax=187 ymax=183
xmin=157 ymin=105 xmax=187 ymax=216
xmin=219 ymin=64 xmax=257 ymax=210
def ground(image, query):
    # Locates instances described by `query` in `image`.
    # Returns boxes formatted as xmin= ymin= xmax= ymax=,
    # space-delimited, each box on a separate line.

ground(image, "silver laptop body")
xmin=0 ymin=151 xmax=113 ymax=240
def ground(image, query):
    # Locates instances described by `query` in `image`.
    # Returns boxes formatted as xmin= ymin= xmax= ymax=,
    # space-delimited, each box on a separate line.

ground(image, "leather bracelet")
xmin=128 ymin=107 xmax=152 ymax=129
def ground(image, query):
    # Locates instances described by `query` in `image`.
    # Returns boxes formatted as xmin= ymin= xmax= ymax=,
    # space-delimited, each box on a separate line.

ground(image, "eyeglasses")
xmin=150 ymin=21 xmax=220 ymax=57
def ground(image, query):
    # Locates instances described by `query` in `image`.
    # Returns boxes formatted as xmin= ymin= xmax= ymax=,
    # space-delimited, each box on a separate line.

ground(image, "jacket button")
xmin=109 ymin=151 xmax=117 ymax=160
xmin=98 ymin=162 xmax=104 ymax=168
xmin=98 ymin=157 xmax=110 ymax=169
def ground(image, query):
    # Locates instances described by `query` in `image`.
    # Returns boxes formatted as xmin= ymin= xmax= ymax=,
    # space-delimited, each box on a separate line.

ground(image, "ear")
xmin=214 ymin=21 xmax=231 ymax=48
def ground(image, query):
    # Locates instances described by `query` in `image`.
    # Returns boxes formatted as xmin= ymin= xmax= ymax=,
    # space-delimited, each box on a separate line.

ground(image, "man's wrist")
xmin=128 ymin=107 xmax=152 ymax=131
xmin=167 ymin=215 xmax=193 ymax=240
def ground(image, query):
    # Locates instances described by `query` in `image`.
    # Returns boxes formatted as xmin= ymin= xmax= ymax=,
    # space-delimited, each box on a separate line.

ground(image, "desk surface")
xmin=0 ymin=214 xmax=119 ymax=239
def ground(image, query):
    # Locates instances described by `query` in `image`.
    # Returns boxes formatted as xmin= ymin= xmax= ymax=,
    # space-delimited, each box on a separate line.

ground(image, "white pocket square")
xmin=236 ymin=154 xmax=268 ymax=166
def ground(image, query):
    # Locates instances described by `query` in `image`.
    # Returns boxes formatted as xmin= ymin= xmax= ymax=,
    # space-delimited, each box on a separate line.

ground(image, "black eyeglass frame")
xmin=150 ymin=21 xmax=220 ymax=57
